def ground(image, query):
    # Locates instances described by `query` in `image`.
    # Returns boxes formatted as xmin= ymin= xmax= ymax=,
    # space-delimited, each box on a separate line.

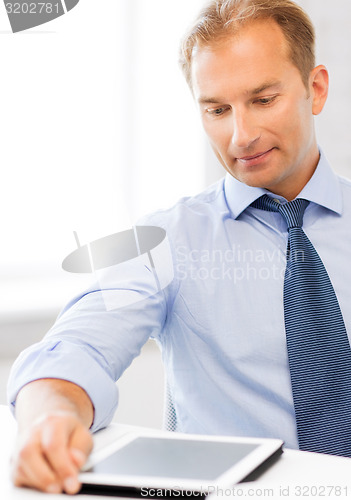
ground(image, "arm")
xmin=8 ymin=287 xmax=165 ymax=494
xmin=8 ymin=219 xmax=174 ymax=493
xmin=11 ymin=378 xmax=94 ymax=495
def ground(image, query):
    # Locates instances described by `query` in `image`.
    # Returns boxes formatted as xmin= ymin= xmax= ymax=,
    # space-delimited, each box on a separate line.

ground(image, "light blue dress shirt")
xmin=8 ymin=151 xmax=351 ymax=450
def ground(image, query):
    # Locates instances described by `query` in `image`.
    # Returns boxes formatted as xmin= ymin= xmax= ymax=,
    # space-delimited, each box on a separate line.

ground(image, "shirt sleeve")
xmin=7 ymin=230 xmax=172 ymax=432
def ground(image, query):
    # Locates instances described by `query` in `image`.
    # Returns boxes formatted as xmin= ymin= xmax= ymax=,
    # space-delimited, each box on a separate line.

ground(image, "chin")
xmin=234 ymin=173 xmax=274 ymax=189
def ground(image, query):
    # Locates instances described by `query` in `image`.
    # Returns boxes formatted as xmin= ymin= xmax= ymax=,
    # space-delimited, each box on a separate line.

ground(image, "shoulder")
xmin=137 ymin=178 xmax=228 ymax=229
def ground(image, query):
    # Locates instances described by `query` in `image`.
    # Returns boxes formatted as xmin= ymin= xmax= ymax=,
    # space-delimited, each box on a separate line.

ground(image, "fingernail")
xmin=46 ymin=483 xmax=61 ymax=494
xmin=63 ymin=476 xmax=80 ymax=494
xmin=71 ymin=448 xmax=86 ymax=467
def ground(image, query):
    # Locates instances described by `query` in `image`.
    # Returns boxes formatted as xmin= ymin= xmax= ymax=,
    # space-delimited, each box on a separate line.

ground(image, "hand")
xmin=11 ymin=410 xmax=93 ymax=494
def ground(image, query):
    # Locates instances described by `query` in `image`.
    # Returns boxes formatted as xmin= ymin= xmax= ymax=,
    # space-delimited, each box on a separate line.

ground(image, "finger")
xmin=40 ymin=417 xmax=80 ymax=489
xmin=12 ymin=463 xmax=31 ymax=488
xmin=17 ymin=459 xmax=62 ymax=494
xmin=69 ymin=425 xmax=93 ymax=468
xmin=65 ymin=426 xmax=93 ymax=494
xmin=12 ymin=447 xmax=61 ymax=494
xmin=12 ymin=464 xmax=38 ymax=490
xmin=70 ymin=447 xmax=87 ymax=468
xmin=12 ymin=430 xmax=59 ymax=491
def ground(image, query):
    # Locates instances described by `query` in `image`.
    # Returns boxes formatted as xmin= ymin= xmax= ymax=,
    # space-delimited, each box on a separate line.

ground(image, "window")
xmin=0 ymin=0 xmax=215 ymax=316
xmin=1 ymin=0 xmax=350 ymax=317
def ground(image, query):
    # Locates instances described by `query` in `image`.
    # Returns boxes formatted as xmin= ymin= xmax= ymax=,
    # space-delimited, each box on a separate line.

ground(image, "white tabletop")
xmin=1 ymin=406 xmax=351 ymax=499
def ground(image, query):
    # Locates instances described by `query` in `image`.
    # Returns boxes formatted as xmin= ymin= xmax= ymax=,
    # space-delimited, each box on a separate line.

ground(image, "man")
xmin=8 ymin=0 xmax=351 ymax=494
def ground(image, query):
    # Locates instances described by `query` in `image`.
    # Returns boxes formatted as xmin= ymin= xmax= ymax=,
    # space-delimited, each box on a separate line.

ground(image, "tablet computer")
xmin=79 ymin=430 xmax=283 ymax=495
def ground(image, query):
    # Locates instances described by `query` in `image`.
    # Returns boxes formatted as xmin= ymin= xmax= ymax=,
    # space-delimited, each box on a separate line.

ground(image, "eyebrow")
xmin=250 ymin=81 xmax=282 ymax=95
xmin=198 ymin=81 xmax=282 ymax=105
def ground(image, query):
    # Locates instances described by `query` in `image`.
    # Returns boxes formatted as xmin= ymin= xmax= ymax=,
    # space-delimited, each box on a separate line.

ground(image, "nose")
xmin=231 ymin=108 xmax=260 ymax=150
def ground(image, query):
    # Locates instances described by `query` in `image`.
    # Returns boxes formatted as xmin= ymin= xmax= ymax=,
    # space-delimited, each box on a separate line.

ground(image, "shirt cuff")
xmin=7 ymin=339 xmax=119 ymax=432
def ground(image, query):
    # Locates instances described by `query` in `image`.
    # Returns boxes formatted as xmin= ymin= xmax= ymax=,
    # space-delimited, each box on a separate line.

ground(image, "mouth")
xmin=236 ymin=148 xmax=275 ymax=167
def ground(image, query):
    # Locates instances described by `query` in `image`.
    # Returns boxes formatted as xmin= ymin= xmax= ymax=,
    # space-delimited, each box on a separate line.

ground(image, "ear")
xmin=309 ymin=65 xmax=329 ymax=116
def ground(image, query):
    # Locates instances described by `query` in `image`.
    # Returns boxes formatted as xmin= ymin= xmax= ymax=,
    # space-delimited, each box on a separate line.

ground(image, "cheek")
xmin=203 ymin=120 xmax=232 ymax=153
xmin=202 ymin=121 xmax=231 ymax=168
xmin=273 ymin=100 xmax=311 ymax=145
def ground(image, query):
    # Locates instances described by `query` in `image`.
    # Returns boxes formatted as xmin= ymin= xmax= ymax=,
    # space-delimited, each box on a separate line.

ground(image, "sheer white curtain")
xmin=0 ymin=0 xmax=209 ymax=317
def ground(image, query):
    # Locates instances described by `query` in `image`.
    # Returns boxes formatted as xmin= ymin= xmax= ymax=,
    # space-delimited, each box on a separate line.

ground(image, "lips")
xmin=236 ymin=148 xmax=275 ymax=167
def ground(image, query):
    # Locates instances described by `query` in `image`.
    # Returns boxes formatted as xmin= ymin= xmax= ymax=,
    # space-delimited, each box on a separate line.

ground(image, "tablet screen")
xmin=87 ymin=436 xmax=259 ymax=481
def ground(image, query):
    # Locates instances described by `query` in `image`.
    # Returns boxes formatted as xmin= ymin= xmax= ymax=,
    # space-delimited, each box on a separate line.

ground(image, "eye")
xmin=254 ymin=96 xmax=278 ymax=106
xmin=207 ymin=106 xmax=229 ymax=117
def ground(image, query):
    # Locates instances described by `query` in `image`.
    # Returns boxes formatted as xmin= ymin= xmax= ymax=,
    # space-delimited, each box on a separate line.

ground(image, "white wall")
xmin=298 ymin=0 xmax=351 ymax=177
xmin=0 ymin=0 xmax=207 ymax=319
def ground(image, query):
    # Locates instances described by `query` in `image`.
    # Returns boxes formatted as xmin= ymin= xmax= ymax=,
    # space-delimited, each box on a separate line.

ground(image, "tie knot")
xmin=251 ymin=194 xmax=309 ymax=229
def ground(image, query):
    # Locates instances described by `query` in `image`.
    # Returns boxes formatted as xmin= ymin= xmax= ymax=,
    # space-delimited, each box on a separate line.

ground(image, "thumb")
xmin=69 ymin=426 xmax=93 ymax=469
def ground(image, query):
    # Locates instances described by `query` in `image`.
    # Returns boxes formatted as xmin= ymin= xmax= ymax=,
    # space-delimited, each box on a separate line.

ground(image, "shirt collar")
xmin=224 ymin=149 xmax=343 ymax=220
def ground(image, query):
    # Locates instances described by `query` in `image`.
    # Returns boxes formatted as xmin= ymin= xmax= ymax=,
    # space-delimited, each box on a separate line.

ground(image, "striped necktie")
xmin=252 ymin=194 xmax=351 ymax=456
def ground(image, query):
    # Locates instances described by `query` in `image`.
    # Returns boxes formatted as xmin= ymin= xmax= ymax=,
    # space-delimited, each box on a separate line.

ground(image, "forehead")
xmin=191 ymin=19 xmax=296 ymax=100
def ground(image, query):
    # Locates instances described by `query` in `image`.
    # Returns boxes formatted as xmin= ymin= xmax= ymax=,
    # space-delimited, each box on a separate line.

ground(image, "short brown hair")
xmin=180 ymin=0 xmax=315 ymax=90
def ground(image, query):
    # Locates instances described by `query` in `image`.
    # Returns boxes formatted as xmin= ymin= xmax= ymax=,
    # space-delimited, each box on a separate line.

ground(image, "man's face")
xmin=191 ymin=20 xmax=327 ymax=200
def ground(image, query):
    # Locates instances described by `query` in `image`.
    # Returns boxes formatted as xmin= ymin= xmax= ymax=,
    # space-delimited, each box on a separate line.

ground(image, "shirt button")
xmin=273 ymin=198 xmax=281 ymax=204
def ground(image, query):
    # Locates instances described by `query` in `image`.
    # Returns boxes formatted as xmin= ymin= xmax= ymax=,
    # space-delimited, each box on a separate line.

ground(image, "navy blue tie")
xmin=252 ymin=194 xmax=351 ymax=456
